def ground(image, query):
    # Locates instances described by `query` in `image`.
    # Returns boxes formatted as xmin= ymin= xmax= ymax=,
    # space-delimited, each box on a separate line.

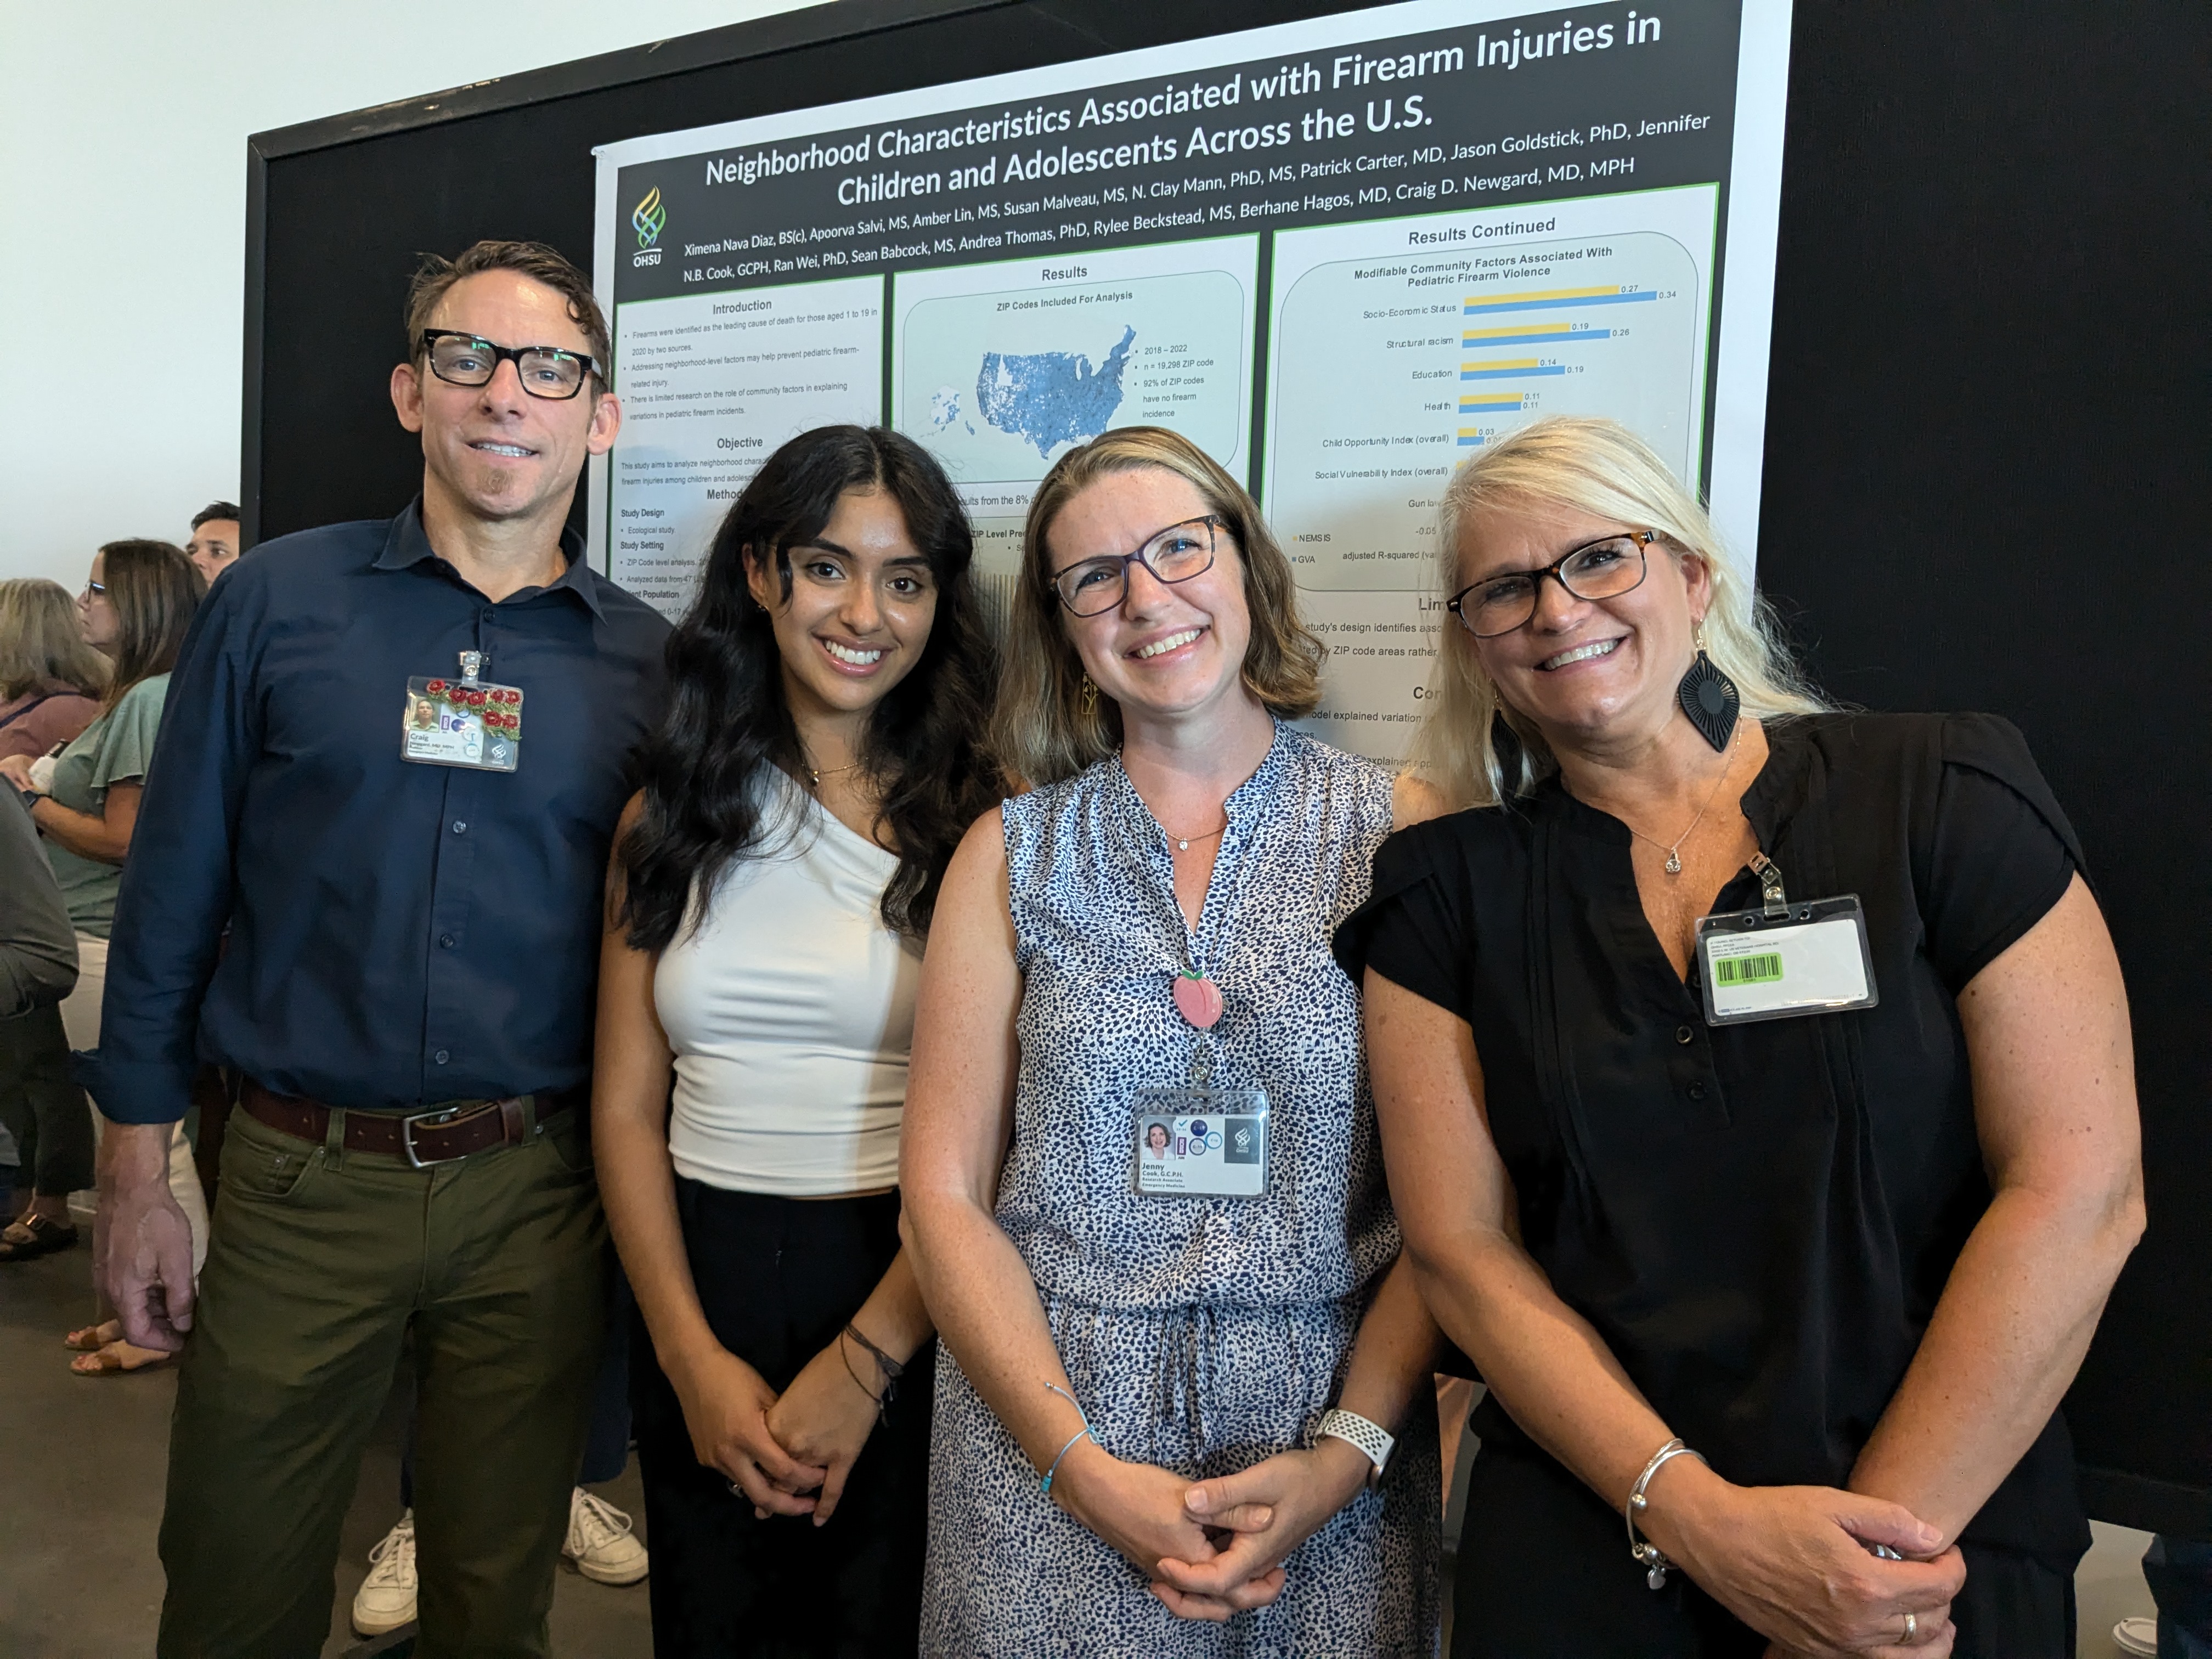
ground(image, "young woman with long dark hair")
xmin=594 ymin=425 xmax=1003 ymax=1655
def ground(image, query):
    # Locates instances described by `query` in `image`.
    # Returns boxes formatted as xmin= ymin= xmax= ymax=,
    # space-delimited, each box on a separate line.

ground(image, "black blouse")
xmin=1335 ymin=713 xmax=2090 ymax=1562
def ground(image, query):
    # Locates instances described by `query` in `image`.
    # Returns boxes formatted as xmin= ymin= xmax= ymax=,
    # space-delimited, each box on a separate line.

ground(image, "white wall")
xmin=0 ymin=0 xmax=821 ymax=590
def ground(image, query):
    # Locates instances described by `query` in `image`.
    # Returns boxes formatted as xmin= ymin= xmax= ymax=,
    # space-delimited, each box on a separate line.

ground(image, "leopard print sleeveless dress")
xmin=920 ymin=724 xmax=1441 ymax=1657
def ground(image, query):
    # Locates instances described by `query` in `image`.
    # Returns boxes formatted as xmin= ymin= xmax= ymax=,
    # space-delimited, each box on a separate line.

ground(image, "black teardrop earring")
xmin=1676 ymin=619 xmax=1740 ymax=752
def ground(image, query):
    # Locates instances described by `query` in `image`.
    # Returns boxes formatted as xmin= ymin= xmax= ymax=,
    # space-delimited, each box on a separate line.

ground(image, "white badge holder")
xmin=1131 ymin=1088 xmax=1270 ymax=1198
xmin=1696 ymin=853 xmax=1879 ymax=1025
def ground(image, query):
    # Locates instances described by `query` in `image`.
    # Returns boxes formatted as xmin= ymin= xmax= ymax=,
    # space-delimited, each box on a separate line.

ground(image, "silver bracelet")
xmin=1310 ymin=1408 xmax=1396 ymax=1488
xmin=1624 ymin=1436 xmax=1708 ymax=1589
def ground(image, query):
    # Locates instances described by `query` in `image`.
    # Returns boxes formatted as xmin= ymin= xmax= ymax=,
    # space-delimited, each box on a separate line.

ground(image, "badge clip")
xmin=1750 ymin=850 xmax=1788 ymax=918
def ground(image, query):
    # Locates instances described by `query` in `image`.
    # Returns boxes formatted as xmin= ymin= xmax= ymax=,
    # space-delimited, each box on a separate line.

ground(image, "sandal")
xmin=65 ymin=1319 xmax=122 ymax=1352
xmin=71 ymin=1339 xmax=175 ymax=1376
xmin=0 ymin=1214 xmax=79 ymax=1261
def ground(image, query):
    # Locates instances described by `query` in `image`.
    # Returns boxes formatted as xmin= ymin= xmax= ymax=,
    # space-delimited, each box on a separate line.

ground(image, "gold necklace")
xmin=1164 ymin=822 xmax=1227 ymax=854
xmin=1618 ymin=722 xmax=1741 ymax=877
xmin=803 ymin=758 xmax=863 ymax=791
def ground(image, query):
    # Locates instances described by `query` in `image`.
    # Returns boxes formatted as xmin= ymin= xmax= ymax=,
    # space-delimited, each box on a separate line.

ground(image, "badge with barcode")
xmin=1695 ymin=894 xmax=1878 ymax=1025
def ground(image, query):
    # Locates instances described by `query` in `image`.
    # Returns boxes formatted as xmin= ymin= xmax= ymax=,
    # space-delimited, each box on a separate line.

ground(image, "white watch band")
xmin=1312 ymin=1408 xmax=1396 ymax=1484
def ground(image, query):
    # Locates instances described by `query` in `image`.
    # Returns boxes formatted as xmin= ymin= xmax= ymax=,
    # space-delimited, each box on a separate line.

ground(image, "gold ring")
xmin=1902 ymin=1611 xmax=1918 ymax=1644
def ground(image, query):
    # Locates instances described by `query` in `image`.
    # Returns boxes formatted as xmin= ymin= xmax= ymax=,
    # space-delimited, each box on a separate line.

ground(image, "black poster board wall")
xmin=244 ymin=0 xmax=2209 ymax=1534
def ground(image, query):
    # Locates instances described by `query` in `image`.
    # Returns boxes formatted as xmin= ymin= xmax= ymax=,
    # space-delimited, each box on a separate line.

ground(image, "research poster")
xmin=591 ymin=0 xmax=1791 ymax=759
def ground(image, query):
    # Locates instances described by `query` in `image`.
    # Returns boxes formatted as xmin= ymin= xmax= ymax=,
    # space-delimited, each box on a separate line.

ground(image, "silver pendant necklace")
xmin=1620 ymin=721 xmax=1741 ymax=877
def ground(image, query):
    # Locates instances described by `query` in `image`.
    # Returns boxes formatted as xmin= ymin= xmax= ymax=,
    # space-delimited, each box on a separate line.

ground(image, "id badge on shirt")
xmin=1131 ymin=1087 xmax=1269 ymax=1199
xmin=1696 ymin=893 xmax=1879 ymax=1025
xmin=401 ymin=651 xmax=523 ymax=772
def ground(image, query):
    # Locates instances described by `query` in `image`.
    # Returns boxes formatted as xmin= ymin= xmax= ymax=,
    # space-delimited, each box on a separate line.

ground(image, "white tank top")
xmin=654 ymin=769 xmax=918 ymax=1197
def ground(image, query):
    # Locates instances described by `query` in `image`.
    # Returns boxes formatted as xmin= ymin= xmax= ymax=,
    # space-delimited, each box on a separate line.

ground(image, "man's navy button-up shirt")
xmin=88 ymin=499 xmax=669 ymax=1123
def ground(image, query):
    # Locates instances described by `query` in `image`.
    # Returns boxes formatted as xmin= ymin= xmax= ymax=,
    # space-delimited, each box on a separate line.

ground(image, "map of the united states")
xmin=974 ymin=325 xmax=1137 ymax=457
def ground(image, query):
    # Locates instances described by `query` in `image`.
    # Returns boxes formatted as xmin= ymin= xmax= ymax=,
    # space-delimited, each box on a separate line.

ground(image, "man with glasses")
xmin=86 ymin=240 xmax=667 ymax=1657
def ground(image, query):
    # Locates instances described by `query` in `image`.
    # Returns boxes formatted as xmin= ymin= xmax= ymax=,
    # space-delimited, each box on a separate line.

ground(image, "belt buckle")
xmin=399 ymin=1104 xmax=472 ymax=1169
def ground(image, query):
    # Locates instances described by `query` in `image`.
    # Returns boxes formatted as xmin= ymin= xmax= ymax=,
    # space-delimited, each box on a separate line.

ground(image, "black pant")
xmin=634 ymin=1180 xmax=933 ymax=1658
xmin=0 ymin=1003 xmax=94 ymax=1198
xmin=1451 ymin=1424 xmax=2076 ymax=1658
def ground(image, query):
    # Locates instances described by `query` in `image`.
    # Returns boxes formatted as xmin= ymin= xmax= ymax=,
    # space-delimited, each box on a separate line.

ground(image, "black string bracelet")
xmin=839 ymin=1322 xmax=904 ymax=1423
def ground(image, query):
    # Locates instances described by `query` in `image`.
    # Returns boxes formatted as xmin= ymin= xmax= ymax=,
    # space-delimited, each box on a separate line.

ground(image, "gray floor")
xmin=0 ymin=1224 xmax=2168 ymax=1657
xmin=0 ymin=1238 xmax=652 ymax=1658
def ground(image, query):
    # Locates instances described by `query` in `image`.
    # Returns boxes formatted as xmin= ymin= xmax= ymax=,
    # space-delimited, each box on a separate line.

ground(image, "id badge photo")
xmin=1131 ymin=1087 xmax=1269 ymax=1199
xmin=401 ymin=651 xmax=523 ymax=772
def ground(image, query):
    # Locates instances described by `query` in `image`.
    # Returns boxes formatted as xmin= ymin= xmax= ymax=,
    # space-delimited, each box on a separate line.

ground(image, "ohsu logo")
xmin=631 ymin=187 xmax=666 ymax=267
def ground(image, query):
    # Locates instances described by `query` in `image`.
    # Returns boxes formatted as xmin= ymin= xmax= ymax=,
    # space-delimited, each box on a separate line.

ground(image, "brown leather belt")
xmin=239 ymin=1079 xmax=581 ymax=1168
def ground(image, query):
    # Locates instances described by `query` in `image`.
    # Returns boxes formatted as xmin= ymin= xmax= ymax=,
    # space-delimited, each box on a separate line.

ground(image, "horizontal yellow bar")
xmin=1465 ymin=284 xmax=1621 ymax=305
xmin=1463 ymin=358 xmax=1541 ymax=371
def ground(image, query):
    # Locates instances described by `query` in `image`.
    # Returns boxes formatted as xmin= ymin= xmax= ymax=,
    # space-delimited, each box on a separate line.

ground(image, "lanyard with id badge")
xmin=1696 ymin=851 xmax=1879 ymax=1024
xmin=1131 ymin=963 xmax=1270 ymax=1200
xmin=401 ymin=651 xmax=523 ymax=772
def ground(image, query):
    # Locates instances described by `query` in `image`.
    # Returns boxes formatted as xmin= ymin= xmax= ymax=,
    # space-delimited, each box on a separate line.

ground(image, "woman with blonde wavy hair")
xmin=0 ymin=577 xmax=108 ymax=763
xmin=901 ymin=426 xmax=1443 ymax=1654
xmin=1339 ymin=416 xmax=2141 ymax=1658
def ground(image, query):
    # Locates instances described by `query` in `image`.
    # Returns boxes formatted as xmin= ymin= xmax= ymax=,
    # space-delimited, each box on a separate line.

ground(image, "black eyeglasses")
xmin=417 ymin=330 xmax=601 ymax=399
xmin=1445 ymin=531 xmax=1659 ymax=638
xmin=82 ymin=579 xmax=108 ymax=600
xmin=1047 ymin=515 xmax=1223 ymax=617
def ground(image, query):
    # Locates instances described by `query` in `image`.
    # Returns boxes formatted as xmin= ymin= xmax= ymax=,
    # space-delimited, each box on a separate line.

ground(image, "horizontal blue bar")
xmin=1462 ymin=365 xmax=1568 ymax=380
xmin=1457 ymin=435 xmax=1485 ymax=447
xmin=1463 ymin=329 xmax=1610 ymax=347
xmin=1464 ymin=291 xmax=1660 ymax=315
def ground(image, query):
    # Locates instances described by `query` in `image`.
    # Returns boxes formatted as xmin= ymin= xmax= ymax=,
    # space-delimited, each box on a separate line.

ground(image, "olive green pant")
xmin=157 ymin=1100 xmax=607 ymax=1659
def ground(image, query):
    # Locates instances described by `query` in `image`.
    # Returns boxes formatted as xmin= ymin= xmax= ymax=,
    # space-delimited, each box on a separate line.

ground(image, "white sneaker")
xmin=351 ymin=1510 xmax=417 ymax=1637
xmin=563 ymin=1487 xmax=649 ymax=1585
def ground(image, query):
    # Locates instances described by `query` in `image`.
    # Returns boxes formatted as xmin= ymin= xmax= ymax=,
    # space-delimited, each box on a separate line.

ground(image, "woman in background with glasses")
xmin=1337 ymin=416 xmax=2142 ymax=1657
xmin=0 ymin=541 xmax=211 ymax=1370
xmin=901 ymin=426 xmax=1442 ymax=1655
xmin=595 ymin=425 xmax=1003 ymax=1655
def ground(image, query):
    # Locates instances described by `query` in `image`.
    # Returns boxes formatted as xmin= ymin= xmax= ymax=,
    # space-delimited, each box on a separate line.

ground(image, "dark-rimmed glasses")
xmin=418 ymin=330 xmax=600 ymax=399
xmin=1445 ymin=530 xmax=1658 ymax=638
xmin=81 ymin=578 xmax=109 ymax=600
xmin=1048 ymin=515 xmax=1222 ymax=617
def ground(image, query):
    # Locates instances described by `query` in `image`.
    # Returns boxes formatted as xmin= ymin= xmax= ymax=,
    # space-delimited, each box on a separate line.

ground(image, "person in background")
xmin=0 ymin=577 xmax=110 ymax=1262
xmin=596 ymin=424 xmax=1002 ymax=1655
xmin=0 ymin=577 xmax=108 ymax=763
xmin=901 ymin=427 xmax=1442 ymax=1655
xmin=183 ymin=503 xmax=241 ymax=587
xmin=0 ymin=792 xmax=77 ymax=1018
xmin=1341 ymin=417 xmax=2142 ymax=1658
xmin=81 ymin=239 xmax=666 ymax=1657
xmin=0 ymin=545 xmax=208 ymax=1340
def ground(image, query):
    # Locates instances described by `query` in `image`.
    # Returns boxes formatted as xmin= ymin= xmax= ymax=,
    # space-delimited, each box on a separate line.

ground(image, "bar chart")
xmin=1266 ymin=217 xmax=1706 ymax=590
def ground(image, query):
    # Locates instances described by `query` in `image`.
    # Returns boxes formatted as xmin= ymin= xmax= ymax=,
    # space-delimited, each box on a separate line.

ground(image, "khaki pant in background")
xmin=156 ymin=1099 xmax=607 ymax=1659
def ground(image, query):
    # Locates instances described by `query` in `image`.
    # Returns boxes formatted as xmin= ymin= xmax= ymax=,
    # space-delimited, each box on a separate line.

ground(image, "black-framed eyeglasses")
xmin=1048 ymin=515 xmax=1223 ymax=617
xmin=1445 ymin=530 xmax=1659 ymax=639
xmin=82 ymin=578 xmax=108 ymax=600
xmin=417 ymin=330 xmax=601 ymax=399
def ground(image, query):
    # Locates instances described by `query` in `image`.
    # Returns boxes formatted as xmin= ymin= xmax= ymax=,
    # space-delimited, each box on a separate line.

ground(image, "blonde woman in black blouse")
xmin=1339 ymin=417 xmax=2142 ymax=1658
